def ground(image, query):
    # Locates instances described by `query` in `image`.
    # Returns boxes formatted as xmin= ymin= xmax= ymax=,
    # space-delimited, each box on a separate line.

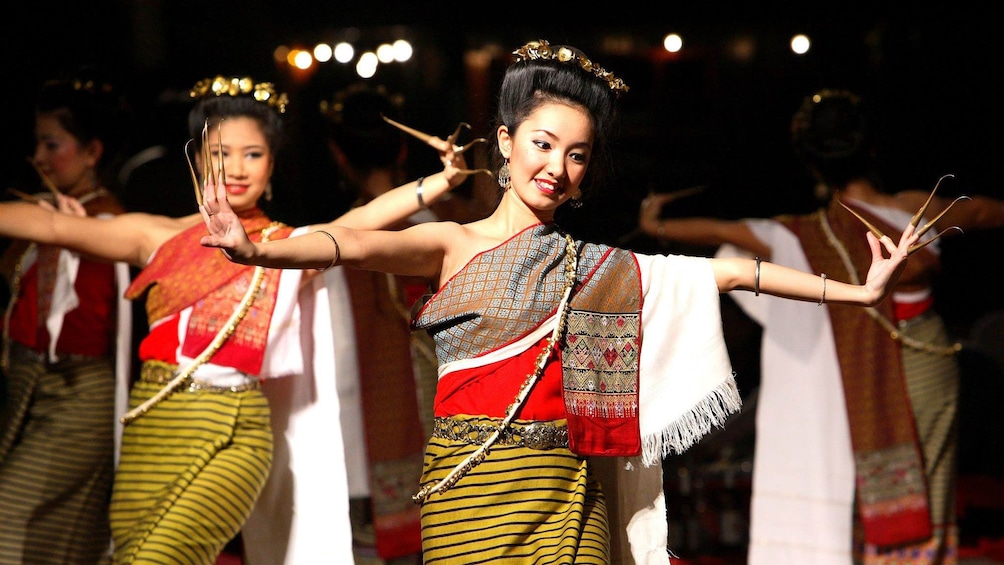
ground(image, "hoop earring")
xmin=497 ymin=159 xmax=510 ymax=189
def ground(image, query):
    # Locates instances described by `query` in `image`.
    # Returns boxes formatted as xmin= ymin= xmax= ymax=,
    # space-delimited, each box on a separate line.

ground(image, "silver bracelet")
xmin=754 ymin=257 xmax=761 ymax=296
xmin=818 ymin=273 xmax=827 ymax=305
xmin=416 ymin=176 xmax=426 ymax=209
xmin=315 ymin=230 xmax=340 ymax=271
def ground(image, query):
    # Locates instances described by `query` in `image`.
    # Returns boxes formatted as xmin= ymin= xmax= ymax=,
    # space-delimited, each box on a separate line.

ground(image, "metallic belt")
xmin=140 ymin=360 xmax=261 ymax=393
xmin=432 ymin=417 xmax=569 ymax=450
xmin=6 ymin=341 xmax=102 ymax=366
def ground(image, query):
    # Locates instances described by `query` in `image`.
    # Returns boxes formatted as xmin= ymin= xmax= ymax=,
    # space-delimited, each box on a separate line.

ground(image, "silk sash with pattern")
xmin=779 ymin=200 xmax=932 ymax=546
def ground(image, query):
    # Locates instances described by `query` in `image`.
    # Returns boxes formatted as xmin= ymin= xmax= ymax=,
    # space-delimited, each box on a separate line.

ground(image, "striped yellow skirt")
xmin=0 ymin=346 xmax=115 ymax=564
xmin=109 ymin=366 xmax=272 ymax=565
xmin=418 ymin=416 xmax=610 ymax=564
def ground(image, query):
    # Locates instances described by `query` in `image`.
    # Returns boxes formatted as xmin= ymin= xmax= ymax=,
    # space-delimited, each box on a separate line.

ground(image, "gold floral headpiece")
xmin=189 ymin=75 xmax=289 ymax=114
xmin=512 ymin=39 xmax=629 ymax=96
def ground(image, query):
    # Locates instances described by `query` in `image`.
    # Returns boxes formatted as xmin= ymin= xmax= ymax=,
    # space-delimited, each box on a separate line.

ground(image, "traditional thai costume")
xmin=109 ymin=209 xmax=360 ymax=564
xmin=412 ymin=223 xmax=741 ymax=564
xmin=720 ymin=198 xmax=959 ymax=565
xmin=0 ymin=189 xmax=131 ymax=565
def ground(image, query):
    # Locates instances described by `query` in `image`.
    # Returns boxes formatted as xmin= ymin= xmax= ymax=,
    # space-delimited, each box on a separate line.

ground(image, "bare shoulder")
xmin=435 ymin=220 xmax=506 ymax=285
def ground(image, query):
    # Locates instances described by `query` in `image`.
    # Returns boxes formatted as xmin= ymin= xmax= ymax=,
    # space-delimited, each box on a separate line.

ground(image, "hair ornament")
xmin=512 ymin=39 xmax=629 ymax=96
xmin=189 ymin=75 xmax=289 ymax=114
xmin=39 ymin=76 xmax=116 ymax=98
xmin=809 ymin=88 xmax=861 ymax=106
xmin=319 ymin=82 xmax=404 ymax=124
xmin=70 ymin=79 xmax=115 ymax=95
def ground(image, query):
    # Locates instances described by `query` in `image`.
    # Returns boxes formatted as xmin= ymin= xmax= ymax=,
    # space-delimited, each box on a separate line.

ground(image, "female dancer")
xmin=201 ymin=42 xmax=922 ymax=563
xmin=639 ymin=89 xmax=1004 ymax=564
xmin=0 ymin=68 xmax=131 ymax=565
xmin=0 ymin=74 xmax=471 ymax=564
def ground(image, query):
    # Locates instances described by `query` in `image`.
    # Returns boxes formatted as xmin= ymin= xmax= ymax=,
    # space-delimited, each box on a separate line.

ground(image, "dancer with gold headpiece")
xmin=0 ymin=74 xmax=473 ymax=564
xmin=0 ymin=67 xmax=132 ymax=565
xmin=200 ymin=40 xmax=924 ymax=564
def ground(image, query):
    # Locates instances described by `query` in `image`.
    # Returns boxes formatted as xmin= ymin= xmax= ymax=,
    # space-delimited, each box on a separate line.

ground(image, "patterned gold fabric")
xmin=418 ymin=416 xmax=610 ymax=564
xmin=562 ymin=249 xmax=642 ymax=456
xmin=414 ymin=224 xmax=644 ymax=456
xmin=109 ymin=378 xmax=272 ymax=565
xmin=415 ymin=224 xmax=585 ymax=363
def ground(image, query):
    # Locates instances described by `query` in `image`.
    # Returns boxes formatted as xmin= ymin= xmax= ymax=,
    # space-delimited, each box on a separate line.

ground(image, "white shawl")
xmin=718 ymin=219 xmax=856 ymax=565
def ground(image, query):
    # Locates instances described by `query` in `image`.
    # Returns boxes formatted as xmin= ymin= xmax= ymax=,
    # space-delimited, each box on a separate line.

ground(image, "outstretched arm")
xmin=326 ymin=120 xmax=490 ymax=230
xmin=710 ymin=225 xmax=917 ymax=306
xmin=0 ymin=199 xmax=172 ymax=267
xmin=200 ymin=168 xmax=451 ymax=280
xmin=638 ymin=191 xmax=772 ymax=258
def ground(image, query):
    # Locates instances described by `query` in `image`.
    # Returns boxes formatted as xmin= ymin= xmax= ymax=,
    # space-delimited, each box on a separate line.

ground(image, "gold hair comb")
xmin=512 ymin=39 xmax=629 ymax=95
xmin=190 ymin=76 xmax=289 ymax=114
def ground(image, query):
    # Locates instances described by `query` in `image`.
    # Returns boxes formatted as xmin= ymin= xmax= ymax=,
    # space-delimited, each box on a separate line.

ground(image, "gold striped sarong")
xmin=0 ymin=347 xmax=115 ymax=564
xmin=419 ymin=417 xmax=610 ymax=564
xmin=109 ymin=369 xmax=272 ymax=565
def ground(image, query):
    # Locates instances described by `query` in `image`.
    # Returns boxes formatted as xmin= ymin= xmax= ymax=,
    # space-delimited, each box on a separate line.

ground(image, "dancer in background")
xmin=639 ymin=88 xmax=1004 ymax=564
xmin=320 ymin=82 xmax=431 ymax=562
xmin=0 ymin=68 xmax=132 ymax=565
xmin=0 ymin=74 xmax=471 ymax=565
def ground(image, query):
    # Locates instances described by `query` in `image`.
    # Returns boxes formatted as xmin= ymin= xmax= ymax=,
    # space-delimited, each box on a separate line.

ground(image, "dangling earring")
xmin=264 ymin=182 xmax=273 ymax=202
xmin=569 ymin=190 xmax=584 ymax=209
xmin=497 ymin=159 xmax=510 ymax=190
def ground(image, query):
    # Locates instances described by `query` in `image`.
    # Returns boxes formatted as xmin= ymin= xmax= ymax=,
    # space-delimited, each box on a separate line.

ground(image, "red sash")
xmin=126 ymin=210 xmax=293 ymax=374
xmin=781 ymin=202 xmax=932 ymax=546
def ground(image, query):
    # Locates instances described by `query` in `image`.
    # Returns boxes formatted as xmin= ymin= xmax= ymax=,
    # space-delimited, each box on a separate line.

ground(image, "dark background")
xmin=3 ymin=0 xmax=1003 ymax=553
xmin=3 ymin=0 xmax=1002 ymax=376
xmin=3 ymin=3 xmax=1001 ymax=373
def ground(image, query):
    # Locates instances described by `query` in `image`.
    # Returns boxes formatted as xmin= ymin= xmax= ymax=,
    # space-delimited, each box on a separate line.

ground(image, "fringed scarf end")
xmin=641 ymin=374 xmax=742 ymax=466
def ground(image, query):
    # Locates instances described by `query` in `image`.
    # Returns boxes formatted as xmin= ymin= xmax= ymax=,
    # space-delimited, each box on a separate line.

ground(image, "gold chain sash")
xmin=412 ymin=234 xmax=578 ymax=504
xmin=120 ymin=223 xmax=281 ymax=424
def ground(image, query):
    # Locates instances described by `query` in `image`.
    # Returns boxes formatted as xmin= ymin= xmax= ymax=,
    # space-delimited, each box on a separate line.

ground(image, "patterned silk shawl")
xmin=415 ymin=223 xmax=742 ymax=464
xmin=415 ymin=223 xmax=649 ymax=457
xmin=778 ymin=199 xmax=932 ymax=546
xmin=125 ymin=209 xmax=294 ymax=375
